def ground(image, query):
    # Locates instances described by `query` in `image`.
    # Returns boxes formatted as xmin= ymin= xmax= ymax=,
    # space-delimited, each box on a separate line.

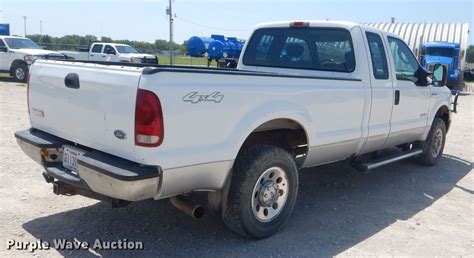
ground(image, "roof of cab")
xmin=423 ymin=41 xmax=460 ymax=48
xmin=254 ymin=20 xmax=361 ymax=30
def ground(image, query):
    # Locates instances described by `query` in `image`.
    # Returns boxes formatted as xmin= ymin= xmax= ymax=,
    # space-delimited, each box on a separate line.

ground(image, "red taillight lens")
xmin=135 ymin=89 xmax=164 ymax=147
xmin=290 ymin=21 xmax=309 ymax=27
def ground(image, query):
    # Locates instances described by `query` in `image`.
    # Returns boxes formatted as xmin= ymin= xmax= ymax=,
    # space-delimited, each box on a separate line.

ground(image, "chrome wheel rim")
xmin=251 ymin=167 xmax=289 ymax=222
xmin=15 ymin=68 xmax=25 ymax=81
xmin=431 ymin=128 xmax=443 ymax=158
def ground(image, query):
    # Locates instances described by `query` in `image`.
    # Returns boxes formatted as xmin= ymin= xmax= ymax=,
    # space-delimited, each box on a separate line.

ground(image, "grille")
xmin=141 ymin=57 xmax=158 ymax=64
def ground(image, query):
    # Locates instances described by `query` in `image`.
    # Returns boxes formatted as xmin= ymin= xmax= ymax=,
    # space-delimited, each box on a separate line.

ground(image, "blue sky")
xmin=1 ymin=0 xmax=472 ymax=44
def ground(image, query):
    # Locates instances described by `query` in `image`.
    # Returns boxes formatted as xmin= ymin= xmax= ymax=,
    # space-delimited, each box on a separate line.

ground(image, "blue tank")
xmin=187 ymin=36 xmax=214 ymax=57
xmin=207 ymin=36 xmax=245 ymax=60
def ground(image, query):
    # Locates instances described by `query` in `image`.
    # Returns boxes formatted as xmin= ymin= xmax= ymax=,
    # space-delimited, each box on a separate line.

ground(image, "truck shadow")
xmin=22 ymin=154 xmax=472 ymax=257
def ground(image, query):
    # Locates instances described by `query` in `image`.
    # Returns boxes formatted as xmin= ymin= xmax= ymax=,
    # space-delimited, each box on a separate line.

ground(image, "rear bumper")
xmin=15 ymin=128 xmax=161 ymax=201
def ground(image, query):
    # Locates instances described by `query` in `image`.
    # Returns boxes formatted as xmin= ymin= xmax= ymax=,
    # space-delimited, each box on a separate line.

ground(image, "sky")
xmin=0 ymin=0 xmax=472 ymax=44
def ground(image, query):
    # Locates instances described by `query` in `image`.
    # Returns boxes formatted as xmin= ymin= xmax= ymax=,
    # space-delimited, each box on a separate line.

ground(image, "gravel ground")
xmin=0 ymin=81 xmax=473 ymax=257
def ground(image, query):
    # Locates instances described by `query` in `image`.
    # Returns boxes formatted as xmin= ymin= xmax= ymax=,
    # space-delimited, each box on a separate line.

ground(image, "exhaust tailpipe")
xmin=169 ymin=196 xmax=204 ymax=219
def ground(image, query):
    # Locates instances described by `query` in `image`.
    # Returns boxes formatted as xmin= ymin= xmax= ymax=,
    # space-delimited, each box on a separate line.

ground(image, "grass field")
xmin=157 ymin=55 xmax=217 ymax=66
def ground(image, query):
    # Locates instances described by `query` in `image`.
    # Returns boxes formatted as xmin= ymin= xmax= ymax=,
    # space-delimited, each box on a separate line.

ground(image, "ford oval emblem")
xmin=114 ymin=130 xmax=127 ymax=140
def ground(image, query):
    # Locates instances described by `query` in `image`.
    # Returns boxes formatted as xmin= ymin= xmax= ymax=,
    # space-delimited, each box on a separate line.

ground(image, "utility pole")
xmin=40 ymin=20 xmax=42 ymax=35
xmin=22 ymin=16 xmax=27 ymax=37
xmin=166 ymin=0 xmax=174 ymax=65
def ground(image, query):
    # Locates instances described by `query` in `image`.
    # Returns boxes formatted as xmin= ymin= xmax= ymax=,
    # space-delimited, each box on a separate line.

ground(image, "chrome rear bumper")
xmin=15 ymin=129 xmax=161 ymax=202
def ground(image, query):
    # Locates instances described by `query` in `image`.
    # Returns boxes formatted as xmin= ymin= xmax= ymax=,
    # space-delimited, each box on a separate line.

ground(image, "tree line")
xmin=26 ymin=34 xmax=188 ymax=55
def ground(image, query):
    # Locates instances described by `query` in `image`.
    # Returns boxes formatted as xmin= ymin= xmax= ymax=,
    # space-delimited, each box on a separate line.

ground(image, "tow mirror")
xmin=0 ymin=46 xmax=8 ymax=53
xmin=432 ymin=63 xmax=448 ymax=87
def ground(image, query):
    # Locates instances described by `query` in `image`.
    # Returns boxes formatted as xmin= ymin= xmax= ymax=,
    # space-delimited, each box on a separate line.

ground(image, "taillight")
xmin=135 ymin=89 xmax=164 ymax=147
xmin=290 ymin=21 xmax=310 ymax=27
xmin=26 ymin=72 xmax=31 ymax=114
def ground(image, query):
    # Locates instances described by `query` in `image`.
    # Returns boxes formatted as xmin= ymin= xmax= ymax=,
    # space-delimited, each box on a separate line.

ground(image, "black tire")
xmin=223 ymin=144 xmax=298 ymax=239
xmin=416 ymin=118 xmax=447 ymax=166
xmin=12 ymin=62 xmax=29 ymax=83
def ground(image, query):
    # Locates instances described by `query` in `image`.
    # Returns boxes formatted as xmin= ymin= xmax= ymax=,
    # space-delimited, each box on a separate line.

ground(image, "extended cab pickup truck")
xmin=0 ymin=36 xmax=66 ymax=82
xmin=61 ymin=42 xmax=158 ymax=64
xmin=15 ymin=21 xmax=454 ymax=239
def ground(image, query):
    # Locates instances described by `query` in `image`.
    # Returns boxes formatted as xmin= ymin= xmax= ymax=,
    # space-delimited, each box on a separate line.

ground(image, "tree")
xmin=466 ymin=45 xmax=474 ymax=63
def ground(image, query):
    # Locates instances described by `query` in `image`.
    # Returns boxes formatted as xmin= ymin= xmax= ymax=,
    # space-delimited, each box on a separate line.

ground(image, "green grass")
xmin=157 ymin=55 xmax=217 ymax=66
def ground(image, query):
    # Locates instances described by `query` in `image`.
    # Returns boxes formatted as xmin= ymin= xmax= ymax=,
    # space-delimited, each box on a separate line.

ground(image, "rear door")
xmin=89 ymin=44 xmax=103 ymax=61
xmin=385 ymin=36 xmax=431 ymax=146
xmin=28 ymin=61 xmax=143 ymax=161
xmin=360 ymin=30 xmax=394 ymax=153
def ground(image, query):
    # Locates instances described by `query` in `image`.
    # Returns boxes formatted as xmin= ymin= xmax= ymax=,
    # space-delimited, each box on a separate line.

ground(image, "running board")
xmin=354 ymin=149 xmax=423 ymax=172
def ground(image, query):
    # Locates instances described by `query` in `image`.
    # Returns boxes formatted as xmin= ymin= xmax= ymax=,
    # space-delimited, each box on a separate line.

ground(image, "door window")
xmin=366 ymin=32 xmax=389 ymax=79
xmin=91 ymin=44 xmax=103 ymax=53
xmin=104 ymin=45 xmax=115 ymax=54
xmin=388 ymin=37 xmax=419 ymax=82
xmin=0 ymin=39 xmax=5 ymax=47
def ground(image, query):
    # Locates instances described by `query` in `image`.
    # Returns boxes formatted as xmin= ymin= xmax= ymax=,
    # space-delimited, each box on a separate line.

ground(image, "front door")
xmin=0 ymin=39 xmax=9 ymax=70
xmin=385 ymin=36 xmax=431 ymax=147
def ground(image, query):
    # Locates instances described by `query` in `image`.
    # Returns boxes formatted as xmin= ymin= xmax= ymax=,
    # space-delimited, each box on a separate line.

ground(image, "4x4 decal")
xmin=182 ymin=92 xmax=224 ymax=104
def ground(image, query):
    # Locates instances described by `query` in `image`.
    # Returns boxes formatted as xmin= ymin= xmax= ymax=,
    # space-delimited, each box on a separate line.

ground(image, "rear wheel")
xmin=416 ymin=118 xmax=446 ymax=166
xmin=12 ymin=62 xmax=29 ymax=83
xmin=223 ymin=145 xmax=298 ymax=239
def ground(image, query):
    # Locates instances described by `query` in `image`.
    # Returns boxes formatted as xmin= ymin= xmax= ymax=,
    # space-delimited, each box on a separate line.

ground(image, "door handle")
xmin=431 ymin=92 xmax=438 ymax=96
xmin=90 ymin=54 xmax=94 ymax=57
xmin=394 ymin=90 xmax=400 ymax=105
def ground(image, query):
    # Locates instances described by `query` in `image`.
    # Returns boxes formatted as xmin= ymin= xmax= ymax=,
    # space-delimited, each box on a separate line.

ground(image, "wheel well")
xmin=9 ymin=59 xmax=27 ymax=75
xmin=239 ymin=119 xmax=309 ymax=168
xmin=435 ymin=106 xmax=450 ymax=132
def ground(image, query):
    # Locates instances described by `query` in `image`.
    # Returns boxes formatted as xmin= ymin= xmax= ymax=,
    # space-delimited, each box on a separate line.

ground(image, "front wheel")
xmin=416 ymin=118 xmax=447 ymax=166
xmin=223 ymin=145 xmax=298 ymax=239
xmin=12 ymin=63 xmax=29 ymax=83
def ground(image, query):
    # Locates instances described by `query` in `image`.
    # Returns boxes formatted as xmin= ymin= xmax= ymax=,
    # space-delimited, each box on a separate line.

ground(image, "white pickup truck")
xmin=61 ymin=42 xmax=158 ymax=64
xmin=15 ymin=21 xmax=454 ymax=239
xmin=0 ymin=36 xmax=66 ymax=82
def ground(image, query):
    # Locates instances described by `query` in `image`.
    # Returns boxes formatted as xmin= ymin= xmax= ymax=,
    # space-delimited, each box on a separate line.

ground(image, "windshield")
xmin=425 ymin=47 xmax=455 ymax=57
xmin=4 ymin=38 xmax=41 ymax=49
xmin=115 ymin=45 xmax=138 ymax=54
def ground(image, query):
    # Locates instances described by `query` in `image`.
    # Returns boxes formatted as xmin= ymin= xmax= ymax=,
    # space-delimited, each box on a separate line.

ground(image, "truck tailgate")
xmin=28 ymin=60 xmax=143 ymax=162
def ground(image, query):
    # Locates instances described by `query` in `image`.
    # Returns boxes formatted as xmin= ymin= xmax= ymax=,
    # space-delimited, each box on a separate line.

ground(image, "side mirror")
xmin=432 ymin=63 xmax=448 ymax=87
xmin=106 ymin=49 xmax=116 ymax=55
xmin=0 ymin=46 xmax=8 ymax=53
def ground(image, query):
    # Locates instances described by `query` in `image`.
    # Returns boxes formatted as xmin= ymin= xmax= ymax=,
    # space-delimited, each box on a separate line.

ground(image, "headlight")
xmin=130 ymin=57 xmax=142 ymax=63
xmin=24 ymin=55 xmax=42 ymax=65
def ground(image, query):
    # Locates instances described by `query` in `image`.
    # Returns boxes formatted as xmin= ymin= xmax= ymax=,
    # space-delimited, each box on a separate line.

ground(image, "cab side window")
xmin=388 ymin=37 xmax=419 ymax=82
xmin=0 ymin=39 xmax=5 ymax=47
xmin=91 ymin=44 xmax=103 ymax=53
xmin=366 ymin=32 xmax=389 ymax=79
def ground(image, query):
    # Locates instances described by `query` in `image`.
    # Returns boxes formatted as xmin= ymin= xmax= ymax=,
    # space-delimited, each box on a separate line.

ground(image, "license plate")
xmin=62 ymin=145 xmax=86 ymax=172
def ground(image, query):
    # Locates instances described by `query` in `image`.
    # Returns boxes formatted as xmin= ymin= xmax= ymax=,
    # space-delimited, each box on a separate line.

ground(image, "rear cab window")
xmin=366 ymin=32 xmax=389 ymax=80
xmin=91 ymin=44 xmax=103 ymax=53
xmin=243 ymin=27 xmax=355 ymax=72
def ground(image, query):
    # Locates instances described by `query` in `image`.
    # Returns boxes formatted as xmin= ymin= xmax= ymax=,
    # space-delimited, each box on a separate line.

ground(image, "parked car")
xmin=0 ymin=36 xmax=66 ymax=82
xmin=61 ymin=43 xmax=158 ymax=64
xmin=15 ymin=21 xmax=454 ymax=239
